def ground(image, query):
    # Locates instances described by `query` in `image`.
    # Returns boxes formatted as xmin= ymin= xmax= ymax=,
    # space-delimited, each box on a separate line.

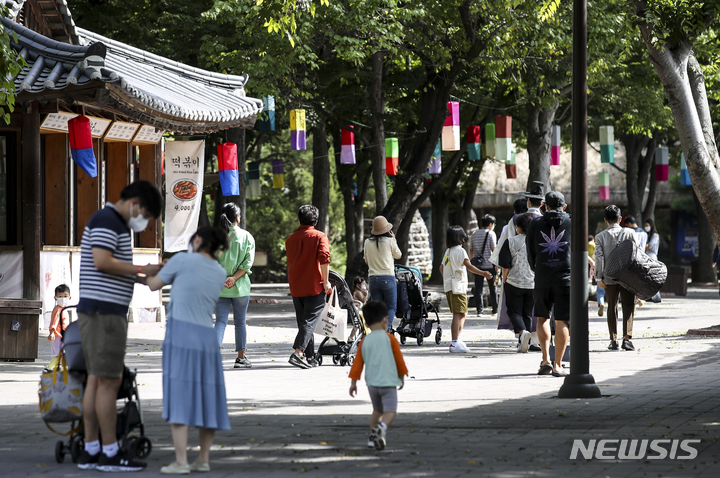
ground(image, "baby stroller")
xmin=52 ymin=306 xmax=152 ymax=464
xmin=393 ymin=264 xmax=442 ymax=346
xmin=316 ymin=271 xmax=368 ymax=366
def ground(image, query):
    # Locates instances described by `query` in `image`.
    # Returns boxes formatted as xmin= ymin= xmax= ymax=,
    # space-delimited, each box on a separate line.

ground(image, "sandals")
xmin=537 ymin=363 xmax=553 ymax=375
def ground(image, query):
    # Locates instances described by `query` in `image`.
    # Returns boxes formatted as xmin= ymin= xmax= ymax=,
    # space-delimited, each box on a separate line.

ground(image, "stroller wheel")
xmin=340 ymin=355 xmax=348 ymax=367
xmin=435 ymin=328 xmax=442 ymax=345
xmin=400 ymin=334 xmax=406 ymax=345
xmin=55 ymin=440 xmax=65 ymax=463
xmin=333 ymin=354 xmax=341 ymax=365
xmin=347 ymin=354 xmax=354 ymax=366
xmin=416 ymin=331 xmax=424 ymax=346
xmin=70 ymin=435 xmax=84 ymax=463
xmin=316 ymin=355 xmax=323 ymax=366
xmin=134 ymin=437 xmax=152 ymax=459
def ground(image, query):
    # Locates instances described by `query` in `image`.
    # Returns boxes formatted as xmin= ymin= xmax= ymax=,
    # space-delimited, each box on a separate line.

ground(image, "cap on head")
xmin=544 ymin=191 xmax=566 ymax=209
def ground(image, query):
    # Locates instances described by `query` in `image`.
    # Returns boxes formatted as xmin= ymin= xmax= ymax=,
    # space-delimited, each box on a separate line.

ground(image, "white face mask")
xmin=644 ymin=226 xmax=651 ymax=233
xmin=56 ymin=297 xmax=69 ymax=307
xmin=187 ymin=242 xmax=194 ymax=254
xmin=128 ymin=203 xmax=150 ymax=232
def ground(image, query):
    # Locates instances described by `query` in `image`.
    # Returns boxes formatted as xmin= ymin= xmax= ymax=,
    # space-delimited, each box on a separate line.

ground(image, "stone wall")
xmin=406 ymin=210 xmax=432 ymax=276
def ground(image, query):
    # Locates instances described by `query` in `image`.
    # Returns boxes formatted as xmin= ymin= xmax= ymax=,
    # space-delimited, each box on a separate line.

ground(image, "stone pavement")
xmin=2 ymin=285 xmax=720 ymax=477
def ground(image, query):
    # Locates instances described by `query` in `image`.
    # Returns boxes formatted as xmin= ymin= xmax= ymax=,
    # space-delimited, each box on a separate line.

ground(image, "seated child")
xmin=353 ymin=277 xmax=369 ymax=305
xmin=48 ymin=284 xmax=71 ymax=356
xmin=349 ymin=301 xmax=408 ymax=451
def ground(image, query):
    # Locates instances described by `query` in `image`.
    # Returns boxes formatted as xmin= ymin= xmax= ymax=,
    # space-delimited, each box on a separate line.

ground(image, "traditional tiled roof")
xmin=4 ymin=0 xmax=79 ymax=44
xmin=3 ymin=15 xmax=262 ymax=132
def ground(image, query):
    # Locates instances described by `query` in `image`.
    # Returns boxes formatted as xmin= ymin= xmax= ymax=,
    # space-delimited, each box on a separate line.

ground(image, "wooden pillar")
xmin=44 ymin=133 xmax=69 ymax=245
xmin=138 ymin=143 xmax=160 ymax=248
xmin=21 ymin=102 xmax=41 ymax=300
xmin=226 ymin=128 xmax=246 ymax=229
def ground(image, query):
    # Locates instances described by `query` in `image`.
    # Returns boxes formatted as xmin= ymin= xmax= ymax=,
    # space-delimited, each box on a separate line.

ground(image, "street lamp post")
xmin=558 ymin=0 xmax=602 ymax=399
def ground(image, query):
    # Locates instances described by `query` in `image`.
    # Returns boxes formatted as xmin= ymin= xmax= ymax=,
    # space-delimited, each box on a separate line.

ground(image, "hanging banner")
xmin=164 ymin=140 xmax=205 ymax=252
xmin=655 ymin=146 xmax=669 ymax=181
xmin=441 ymin=101 xmax=460 ymax=151
xmin=485 ymin=123 xmax=496 ymax=158
xmin=258 ymin=96 xmax=276 ymax=132
xmin=68 ymin=115 xmax=97 ymax=177
xmin=385 ymin=137 xmax=399 ymax=175
xmin=429 ymin=140 xmax=442 ymax=174
xmin=467 ymin=126 xmax=481 ymax=160
xmin=599 ymin=172 xmax=610 ymax=200
xmin=505 ymin=146 xmax=517 ymax=179
xmin=600 ymin=126 xmax=614 ymax=164
xmin=272 ymin=159 xmax=285 ymax=189
xmin=290 ymin=109 xmax=306 ymax=150
xmin=680 ymin=153 xmax=691 ymax=186
xmin=217 ymin=142 xmax=239 ymax=196
xmin=341 ymin=126 xmax=356 ymax=164
xmin=551 ymin=125 xmax=561 ymax=165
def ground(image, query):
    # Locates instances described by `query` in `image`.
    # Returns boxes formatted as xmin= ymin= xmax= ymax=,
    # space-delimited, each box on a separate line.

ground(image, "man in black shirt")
xmin=526 ymin=191 xmax=571 ymax=377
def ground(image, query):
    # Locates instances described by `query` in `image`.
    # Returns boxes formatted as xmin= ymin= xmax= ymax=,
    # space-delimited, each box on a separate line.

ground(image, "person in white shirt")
xmin=441 ymin=226 xmax=491 ymax=353
xmin=364 ymin=216 xmax=403 ymax=332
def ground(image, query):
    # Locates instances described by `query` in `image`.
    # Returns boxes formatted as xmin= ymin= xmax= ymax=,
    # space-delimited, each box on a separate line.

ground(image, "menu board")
xmin=40 ymin=113 xmax=112 ymax=138
xmin=104 ymin=122 xmax=140 ymax=142
xmin=133 ymin=125 xmax=165 ymax=144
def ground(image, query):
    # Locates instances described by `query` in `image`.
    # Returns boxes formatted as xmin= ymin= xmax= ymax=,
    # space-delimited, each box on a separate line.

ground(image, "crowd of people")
xmin=59 ymin=177 xmax=669 ymax=472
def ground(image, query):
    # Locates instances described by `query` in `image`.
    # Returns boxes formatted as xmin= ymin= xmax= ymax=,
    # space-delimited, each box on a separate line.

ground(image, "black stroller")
xmin=393 ymin=264 xmax=442 ymax=346
xmin=53 ymin=306 xmax=152 ymax=464
xmin=316 ymin=271 xmax=368 ymax=366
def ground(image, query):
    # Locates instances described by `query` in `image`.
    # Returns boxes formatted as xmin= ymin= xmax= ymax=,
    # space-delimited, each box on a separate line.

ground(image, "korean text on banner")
xmin=164 ymin=140 xmax=205 ymax=252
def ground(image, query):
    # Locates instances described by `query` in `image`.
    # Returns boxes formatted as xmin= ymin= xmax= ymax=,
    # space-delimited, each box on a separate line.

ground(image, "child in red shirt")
xmin=48 ymin=284 xmax=71 ymax=356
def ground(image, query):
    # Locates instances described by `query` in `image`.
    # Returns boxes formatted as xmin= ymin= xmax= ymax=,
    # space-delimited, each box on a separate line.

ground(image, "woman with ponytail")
xmin=214 ymin=202 xmax=256 ymax=368
xmin=145 ymin=227 xmax=231 ymax=473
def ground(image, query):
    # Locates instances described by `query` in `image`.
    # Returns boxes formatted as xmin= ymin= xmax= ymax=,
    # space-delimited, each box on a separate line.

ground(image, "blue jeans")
xmin=214 ymin=296 xmax=250 ymax=351
xmin=369 ymin=275 xmax=397 ymax=331
xmin=597 ymin=286 xmax=605 ymax=306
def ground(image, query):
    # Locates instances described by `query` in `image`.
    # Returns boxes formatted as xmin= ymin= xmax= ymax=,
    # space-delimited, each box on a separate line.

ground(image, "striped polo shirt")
xmin=77 ymin=204 xmax=135 ymax=316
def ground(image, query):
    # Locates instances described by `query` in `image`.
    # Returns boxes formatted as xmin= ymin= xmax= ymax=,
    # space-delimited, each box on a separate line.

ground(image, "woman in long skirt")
xmin=146 ymin=227 xmax=231 ymax=474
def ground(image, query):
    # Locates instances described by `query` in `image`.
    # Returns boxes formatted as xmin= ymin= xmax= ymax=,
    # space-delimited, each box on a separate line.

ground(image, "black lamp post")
xmin=558 ymin=0 xmax=602 ymax=399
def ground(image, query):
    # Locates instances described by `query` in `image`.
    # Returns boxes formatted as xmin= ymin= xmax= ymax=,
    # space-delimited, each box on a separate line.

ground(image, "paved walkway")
xmin=2 ymin=285 xmax=720 ymax=477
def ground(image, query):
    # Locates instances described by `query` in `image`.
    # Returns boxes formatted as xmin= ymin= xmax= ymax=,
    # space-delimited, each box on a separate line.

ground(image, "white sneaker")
xmin=372 ymin=424 xmax=386 ymax=450
xmin=449 ymin=342 xmax=469 ymax=353
xmin=367 ymin=434 xmax=376 ymax=448
xmin=518 ymin=331 xmax=531 ymax=353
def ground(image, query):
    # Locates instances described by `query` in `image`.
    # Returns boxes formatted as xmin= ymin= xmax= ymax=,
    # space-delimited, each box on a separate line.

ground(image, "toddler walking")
xmin=48 ymin=284 xmax=71 ymax=356
xmin=349 ymin=301 xmax=408 ymax=450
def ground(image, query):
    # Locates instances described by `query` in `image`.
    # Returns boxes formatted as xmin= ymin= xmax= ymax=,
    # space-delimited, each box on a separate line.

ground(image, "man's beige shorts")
xmin=78 ymin=312 xmax=127 ymax=378
xmin=445 ymin=292 xmax=468 ymax=314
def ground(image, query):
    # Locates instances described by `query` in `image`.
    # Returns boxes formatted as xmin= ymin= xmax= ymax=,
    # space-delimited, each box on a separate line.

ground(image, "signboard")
xmin=163 ymin=140 xmax=204 ymax=252
xmin=133 ymin=125 xmax=164 ymax=144
xmin=104 ymin=122 xmax=140 ymax=142
xmin=40 ymin=113 xmax=112 ymax=138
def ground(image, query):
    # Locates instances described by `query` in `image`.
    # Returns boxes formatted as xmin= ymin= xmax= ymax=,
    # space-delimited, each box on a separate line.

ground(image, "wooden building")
xmin=0 ymin=0 xmax=261 ymax=358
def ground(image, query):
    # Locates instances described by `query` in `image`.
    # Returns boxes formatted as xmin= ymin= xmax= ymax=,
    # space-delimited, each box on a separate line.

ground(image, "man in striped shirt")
xmin=76 ymin=180 xmax=162 ymax=472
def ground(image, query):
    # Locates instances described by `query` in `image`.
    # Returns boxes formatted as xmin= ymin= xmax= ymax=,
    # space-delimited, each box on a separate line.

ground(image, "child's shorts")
xmin=367 ymin=386 xmax=397 ymax=412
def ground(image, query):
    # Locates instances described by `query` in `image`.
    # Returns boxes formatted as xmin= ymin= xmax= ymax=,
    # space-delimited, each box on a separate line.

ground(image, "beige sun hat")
xmin=371 ymin=216 xmax=393 ymax=235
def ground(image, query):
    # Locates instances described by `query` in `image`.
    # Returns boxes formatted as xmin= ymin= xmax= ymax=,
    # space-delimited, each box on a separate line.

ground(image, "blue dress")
xmin=158 ymin=253 xmax=231 ymax=430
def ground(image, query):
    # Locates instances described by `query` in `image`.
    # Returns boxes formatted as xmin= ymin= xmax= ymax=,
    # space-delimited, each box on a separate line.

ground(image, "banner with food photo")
xmin=164 ymin=140 xmax=205 ymax=252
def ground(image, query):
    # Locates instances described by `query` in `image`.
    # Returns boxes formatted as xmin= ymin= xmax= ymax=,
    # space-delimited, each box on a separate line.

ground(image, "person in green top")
xmin=214 ymin=203 xmax=255 ymax=368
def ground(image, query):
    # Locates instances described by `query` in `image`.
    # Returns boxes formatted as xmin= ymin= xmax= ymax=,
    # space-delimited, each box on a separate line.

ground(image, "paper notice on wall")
xmin=164 ymin=140 xmax=205 ymax=252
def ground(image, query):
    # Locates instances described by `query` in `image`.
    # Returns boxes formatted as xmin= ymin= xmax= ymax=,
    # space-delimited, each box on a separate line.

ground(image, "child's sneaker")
xmin=367 ymin=434 xmax=376 ymax=448
xmin=372 ymin=424 xmax=386 ymax=450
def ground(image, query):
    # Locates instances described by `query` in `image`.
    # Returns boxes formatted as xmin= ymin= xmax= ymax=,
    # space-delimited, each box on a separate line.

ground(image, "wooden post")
xmin=21 ymin=102 xmax=41 ymax=300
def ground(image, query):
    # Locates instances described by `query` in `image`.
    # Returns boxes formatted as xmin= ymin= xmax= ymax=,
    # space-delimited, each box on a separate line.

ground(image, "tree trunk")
xmin=312 ymin=122 xmax=330 ymax=234
xmin=429 ymin=196 xmax=451 ymax=284
xmin=642 ymin=159 xmax=658 ymax=221
xmin=619 ymin=134 xmax=650 ymax=222
xmin=693 ymin=191 xmax=716 ymax=282
xmin=526 ymin=100 xmax=558 ymax=190
xmin=227 ymin=127 xmax=246 ymax=229
xmin=639 ymin=30 xmax=720 ymax=245
xmin=369 ymin=50 xmax=388 ymax=214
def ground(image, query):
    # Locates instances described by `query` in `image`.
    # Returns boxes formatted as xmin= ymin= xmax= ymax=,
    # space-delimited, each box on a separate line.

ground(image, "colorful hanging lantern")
xmin=467 ymin=126 xmax=481 ymax=160
xmin=271 ymin=159 xmax=284 ymax=189
xmin=495 ymin=115 xmax=512 ymax=162
xmin=290 ymin=109 xmax=306 ymax=150
xmin=505 ymin=146 xmax=517 ymax=179
xmin=217 ymin=142 xmax=239 ymax=196
xmin=429 ymin=140 xmax=442 ymax=174
xmin=485 ymin=123 xmax=496 ymax=158
xmin=442 ymin=101 xmax=460 ymax=151
xmin=655 ymin=146 xmax=669 ymax=181
xmin=68 ymin=115 xmax=97 ymax=177
xmin=341 ymin=125 xmax=356 ymax=164
xmin=385 ymin=137 xmax=399 ymax=175
xmin=258 ymin=96 xmax=275 ymax=132
xmin=247 ymin=161 xmax=261 ymax=198
xmin=551 ymin=125 xmax=561 ymax=166
xmin=480 ymin=126 xmax=487 ymax=159
xmin=599 ymin=172 xmax=610 ymax=200
xmin=680 ymin=153 xmax=691 ymax=186
xmin=600 ymin=126 xmax=614 ymax=164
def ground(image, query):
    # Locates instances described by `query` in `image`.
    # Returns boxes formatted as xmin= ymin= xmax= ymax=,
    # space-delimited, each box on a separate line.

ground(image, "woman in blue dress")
xmin=146 ymin=227 xmax=230 ymax=474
